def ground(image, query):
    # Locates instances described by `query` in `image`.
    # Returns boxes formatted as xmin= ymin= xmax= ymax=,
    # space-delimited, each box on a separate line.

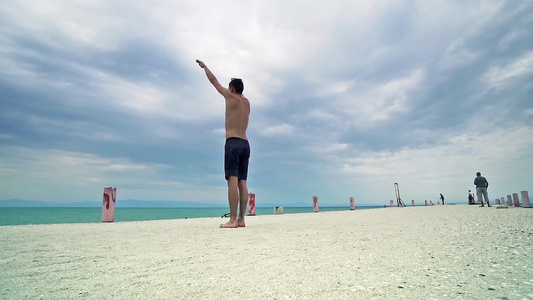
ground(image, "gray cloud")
xmin=1 ymin=0 xmax=531 ymax=205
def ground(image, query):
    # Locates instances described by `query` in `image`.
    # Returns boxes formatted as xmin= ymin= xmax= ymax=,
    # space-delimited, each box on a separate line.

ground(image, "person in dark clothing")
xmin=474 ymin=172 xmax=491 ymax=207
xmin=440 ymin=193 xmax=445 ymax=205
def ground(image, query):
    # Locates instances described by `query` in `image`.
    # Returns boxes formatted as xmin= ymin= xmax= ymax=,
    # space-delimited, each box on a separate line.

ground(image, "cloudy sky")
xmin=1 ymin=1 xmax=531 ymax=206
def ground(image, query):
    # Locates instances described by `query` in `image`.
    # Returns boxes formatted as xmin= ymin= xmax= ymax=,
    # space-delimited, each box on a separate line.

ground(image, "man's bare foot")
xmin=238 ymin=222 xmax=245 ymax=227
xmin=220 ymin=221 xmax=238 ymax=228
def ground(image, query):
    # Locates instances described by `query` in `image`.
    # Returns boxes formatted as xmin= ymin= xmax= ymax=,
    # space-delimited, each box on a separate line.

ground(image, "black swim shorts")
xmin=224 ymin=137 xmax=250 ymax=180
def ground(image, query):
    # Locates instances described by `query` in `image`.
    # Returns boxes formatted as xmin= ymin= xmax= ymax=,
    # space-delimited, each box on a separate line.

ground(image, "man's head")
xmin=476 ymin=172 xmax=481 ymax=176
xmin=229 ymin=78 xmax=244 ymax=94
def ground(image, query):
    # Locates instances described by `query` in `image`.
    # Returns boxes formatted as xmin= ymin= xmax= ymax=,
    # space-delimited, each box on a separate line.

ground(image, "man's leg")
xmin=477 ymin=188 xmax=484 ymax=206
xmin=237 ymin=179 xmax=248 ymax=227
xmin=482 ymin=188 xmax=491 ymax=207
xmin=221 ymin=176 xmax=239 ymax=228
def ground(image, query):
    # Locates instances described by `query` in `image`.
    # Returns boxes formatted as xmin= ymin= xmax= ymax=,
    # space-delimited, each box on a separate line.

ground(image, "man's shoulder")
xmin=225 ymin=94 xmax=250 ymax=105
xmin=242 ymin=96 xmax=250 ymax=106
xmin=224 ymin=93 xmax=242 ymax=101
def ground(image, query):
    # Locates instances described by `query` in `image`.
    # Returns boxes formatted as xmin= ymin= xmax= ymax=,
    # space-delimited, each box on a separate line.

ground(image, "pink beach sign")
xmin=102 ymin=187 xmax=117 ymax=222
xmin=248 ymin=193 xmax=256 ymax=216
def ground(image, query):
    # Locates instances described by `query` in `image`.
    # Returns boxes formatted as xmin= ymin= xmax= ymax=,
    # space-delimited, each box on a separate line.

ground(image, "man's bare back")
xmin=224 ymin=93 xmax=250 ymax=139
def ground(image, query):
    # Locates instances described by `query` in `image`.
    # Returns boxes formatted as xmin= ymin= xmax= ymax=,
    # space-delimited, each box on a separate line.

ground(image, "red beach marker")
xmin=313 ymin=196 xmax=319 ymax=212
xmin=102 ymin=187 xmax=117 ymax=222
xmin=513 ymin=193 xmax=520 ymax=207
xmin=248 ymin=193 xmax=256 ymax=216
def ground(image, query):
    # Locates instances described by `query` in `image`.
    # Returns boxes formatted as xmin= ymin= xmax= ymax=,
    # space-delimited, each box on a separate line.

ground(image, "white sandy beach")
xmin=1 ymin=205 xmax=532 ymax=299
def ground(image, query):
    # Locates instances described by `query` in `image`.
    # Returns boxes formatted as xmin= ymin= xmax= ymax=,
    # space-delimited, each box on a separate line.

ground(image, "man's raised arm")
xmin=196 ymin=59 xmax=229 ymax=96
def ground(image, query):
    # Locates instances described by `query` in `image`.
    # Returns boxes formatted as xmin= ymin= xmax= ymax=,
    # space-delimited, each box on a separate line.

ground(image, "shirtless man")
xmin=196 ymin=59 xmax=251 ymax=228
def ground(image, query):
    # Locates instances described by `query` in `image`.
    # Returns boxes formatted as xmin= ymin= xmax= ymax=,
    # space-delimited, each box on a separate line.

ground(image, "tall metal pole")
xmin=394 ymin=183 xmax=405 ymax=207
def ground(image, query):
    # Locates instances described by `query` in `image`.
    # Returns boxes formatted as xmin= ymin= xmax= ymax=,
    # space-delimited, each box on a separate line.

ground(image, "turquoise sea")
xmin=0 ymin=206 xmax=382 ymax=226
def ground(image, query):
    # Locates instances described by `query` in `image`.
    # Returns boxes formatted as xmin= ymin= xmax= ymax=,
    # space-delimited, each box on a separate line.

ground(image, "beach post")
xmin=411 ymin=200 xmax=415 ymax=207
xmin=390 ymin=200 xmax=394 ymax=207
xmin=247 ymin=193 xmax=256 ymax=216
xmin=507 ymin=195 xmax=513 ymax=206
xmin=313 ymin=196 xmax=319 ymax=212
xmin=513 ymin=193 xmax=520 ymax=207
xmin=425 ymin=200 xmax=428 ymax=206
xmin=102 ymin=187 xmax=117 ymax=222
xmin=495 ymin=198 xmax=500 ymax=205
xmin=430 ymin=200 xmax=433 ymax=205
xmin=521 ymin=191 xmax=530 ymax=208
xmin=501 ymin=197 xmax=505 ymax=205
xmin=350 ymin=197 xmax=355 ymax=210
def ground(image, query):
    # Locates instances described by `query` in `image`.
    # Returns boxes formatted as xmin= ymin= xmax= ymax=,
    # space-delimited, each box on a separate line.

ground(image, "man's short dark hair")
xmin=476 ymin=172 xmax=481 ymax=176
xmin=229 ymin=78 xmax=244 ymax=94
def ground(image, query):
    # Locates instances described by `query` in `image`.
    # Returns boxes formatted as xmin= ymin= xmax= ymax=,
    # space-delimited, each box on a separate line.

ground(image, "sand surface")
xmin=1 ymin=205 xmax=532 ymax=299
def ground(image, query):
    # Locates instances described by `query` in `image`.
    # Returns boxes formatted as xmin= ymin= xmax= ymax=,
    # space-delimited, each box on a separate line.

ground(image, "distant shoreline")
xmin=0 ymin=206 xmax=385 ymax=226
xmin=0 ymin=198 xmax=469 ymax=208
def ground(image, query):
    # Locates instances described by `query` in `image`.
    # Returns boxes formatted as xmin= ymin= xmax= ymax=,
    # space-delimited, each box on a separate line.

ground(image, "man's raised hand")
xmin=196 ymin=59 xmax=205 ymax=68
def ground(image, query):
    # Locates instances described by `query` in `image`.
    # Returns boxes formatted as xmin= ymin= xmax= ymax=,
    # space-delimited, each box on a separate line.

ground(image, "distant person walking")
xmin=440 ymin=193 xmax=445 ymax=205
xmin=474 ymin=172 xmax=491 ymax=207
xmin=196 ymin=59 xmax=251 ymax=228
